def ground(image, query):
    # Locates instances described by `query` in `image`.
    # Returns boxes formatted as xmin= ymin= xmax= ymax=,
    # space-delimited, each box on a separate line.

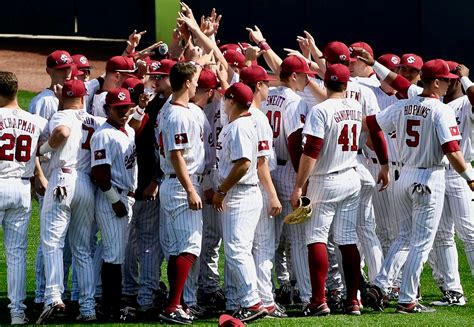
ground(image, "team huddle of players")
xmin=0 ymin=2 xmax=473 ymax=325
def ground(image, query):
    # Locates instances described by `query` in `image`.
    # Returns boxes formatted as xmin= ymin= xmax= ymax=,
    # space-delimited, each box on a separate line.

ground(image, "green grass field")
xmin=0 ymin=91 xmax=473 ymax=325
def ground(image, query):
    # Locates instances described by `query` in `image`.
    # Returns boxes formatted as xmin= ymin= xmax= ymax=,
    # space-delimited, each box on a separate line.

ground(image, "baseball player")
xmin=36 ymin=79 xmax=105 ymax=323
xmin=428 ymin=63 xmax=474 ymax=306
xmin=71 ymin=54 xmax=101 ymax=113
xmin=365 ymin=59 xmax=474 ymax=314
xmin=0 ymin=71 xmax=48 ymax=325
xmin=213 ymin=82 xmax=267 ymax=322
xmin=348 ymin=41 xmax=380 ymax=87
xmin=156 ymin=61 xmax=206 ymax=325
xmin=290 ymin=64 xmax=389 ymax=316
xmin=398 ymin=54 xmax=423 ymax=85
xmin=90 ymin=87 xmax=137 ymax=320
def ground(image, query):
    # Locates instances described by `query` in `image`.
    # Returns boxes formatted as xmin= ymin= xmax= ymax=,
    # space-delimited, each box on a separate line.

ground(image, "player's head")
xmin=62 ymin=79 xmax=87 ymax=108
xmin=105 ymin=87 xmax=135 ymax=126
xmin=71 ymin=54 xmax=92 ymax=82
xmin=191 ymin=68 xmax=219 ymax=107
xmin=147 ymin=59 xmax=176 ymax=96
xmin=0 ymin=71 xmax=18 ymax=105
xmin=122 ymin=77 xmax=144 ymax=106
xmin=105 ymin=56 xmax=137 ymax=87
xmin=348 ymin=41 xmax=374 ymax=77
xmin=378 ymin=54 xmax=401 ymax=92
xmin=279 ymin=56 xmax=316 ymax=92
xmin=323 ymin=64 xmax=350 ymax=93
xmin=398 ymin=54 xmax=423 ymax=84
xmin=169 ymin=62 xmax=199 ymax=98
xmin=322 ymin=41 xmax=351 ymax=66
xmin=420 ymin=59 xmax=458 ymax=97
xmin=240 ymin=65 xmax=276 ymax=101
xmin=221 ymin=82 xmax=253 ymax=116
xmin=224 ymin=49 xmax=246 ymax=74
xmin=445 ymin=60 xmax=462 ymax=96
xmin=46 ymin=50 xmax=74 ymax=85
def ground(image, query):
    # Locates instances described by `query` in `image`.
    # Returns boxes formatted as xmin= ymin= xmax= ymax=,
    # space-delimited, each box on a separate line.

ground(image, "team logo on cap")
xmin=118 ymin=92 xmax=126 ymax=101
xmin=79 ymin=56 xmax=87 ymax=64
xmin=67 ymin=91 xmax=74 ymax=96
xmin=128 ymin=87 xmax=135 ymax=94
xmin=330 ymin=75 xmax=338 ymax=81
xmin=339 ymin=54 xmax=347 ymax=61
xmin=391 ymin=56 xmax=400 ymax=64
xmin=151 ymin=62 xmax=160 ymax=71
xmin=406 ymin=56 xmax=416 ymax=64
xmin=59 ymin=54 xmax=70 ymax=64
xmin=348 ymin=47 xmax=353 ymax=54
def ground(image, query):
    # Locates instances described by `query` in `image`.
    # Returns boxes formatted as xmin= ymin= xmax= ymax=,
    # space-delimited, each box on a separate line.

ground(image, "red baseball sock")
xmin=307 ymin=242 xmax=328 ymax=306
xmin=339 ymin=244 xmax=361 ymax=305
xmin=165 ymin=253 xmax=196 ymax=313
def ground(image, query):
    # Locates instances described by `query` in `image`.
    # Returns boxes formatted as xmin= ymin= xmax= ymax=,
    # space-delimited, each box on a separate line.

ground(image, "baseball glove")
xmin=283 ymin=196 xmax=312 ymax=224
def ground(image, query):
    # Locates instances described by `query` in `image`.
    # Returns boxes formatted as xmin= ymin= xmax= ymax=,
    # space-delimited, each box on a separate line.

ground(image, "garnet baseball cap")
xmin=224 ymin=49 xmax=246 ymax=69
xmin=220 ymin=43 xmax=244 ymax=54
xmin=106 ymin=88 xmax=135 ymax=107
xmin=46 ymin=50 xmax=74 ymax=69
xmin=197 ymin=68 xmax=219 ymax=89
xmin=218 ymin=314 xmax=245 ymax=327
xmin=446 ymin=60 xmax=460 ymax=73
xmin=62 ymin=79 xmax=87 ymax=98
xmin=122 ymin=77 xmax=144 ymax=96
xmin=324 ymin=63 xmax=350 ymax=83
xmin=399 ymin=54 xmax=423 ymax=70
xmin=106 ymin=56 xmax=137 ymax=73
xmin=322 ymin=41 xmax=351 ymax=65
xmin=220 ymin=82 xmax=253 ymax=108
xmin=71 ymin=54 xmax=91 ymax=70
xmin=280 ymin=56 xmax=316 ymax=75
xmin=420 ymin=59 xmax=459 ymax=79
xmin=378 ymin=54 xmax=401 ymax=71
xmin=240 ymin=65 xmax=277 ymax=85
xmin=71 ymin=65 xmax=84 ymax=78
xmin=349 ymin=42 xmax=374 ymax=62
xmin=147 ymin=59 xmax=177 ymax=75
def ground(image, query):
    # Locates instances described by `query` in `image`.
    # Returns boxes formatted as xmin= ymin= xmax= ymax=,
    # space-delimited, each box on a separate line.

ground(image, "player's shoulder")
xmin=29 ymin=89 xmax=57 ymax=108
xmin=447 ymin=95 xmax=470 ymax=110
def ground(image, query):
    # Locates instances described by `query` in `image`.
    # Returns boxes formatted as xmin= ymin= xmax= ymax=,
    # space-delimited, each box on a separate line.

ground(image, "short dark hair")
xmin=169 ymin=62 xmax=197 ymax=92
xmin=0 ymin=71 xmax=18 ymax=99
xmin=420 ymin=78 xmax=449 ymax=88
xmin=324 ymin=80 xmax=347 ymax=92
xmin=279 ymin=71 xmax=292 ymax=83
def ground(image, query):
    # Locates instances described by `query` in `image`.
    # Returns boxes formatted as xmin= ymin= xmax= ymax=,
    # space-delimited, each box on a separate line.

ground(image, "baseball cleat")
xmin=365 ymin=285 xmax=385 ymax=312
xmin=396 ymin=302 xmax=436 ymax=314
xmin=326 ymin=289 xmax=344 ymax=312
xmin=303 ymin=302 xmax=331 ymax=316
xmin=232 ymin=302 xmax=268 ymax=322
xmin=431 ymin=291 xmax=466 ymax=306
xmin=11 ymin=312 xmax=28 ymax=325
xmin=36 ymin=300 xmax=66 ymax=324
xmin=159 ymin=306 xmax=193 ymax=325
xmin=75 ymin=313 xmax=98 ymax=322
xmin=265 ymin=303 xmax=288 ymax=318
xmin=344 ymin=302 xmax=361 ymax=315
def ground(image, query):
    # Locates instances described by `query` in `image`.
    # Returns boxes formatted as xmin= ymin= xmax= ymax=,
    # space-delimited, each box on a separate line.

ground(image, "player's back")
xmin=0 ymin=107 xmax=47 ymax=178
xmin=29 ymin=89 xmax=58 ymax=120
xmin=447 ymin=95 xmax=473 ymax=162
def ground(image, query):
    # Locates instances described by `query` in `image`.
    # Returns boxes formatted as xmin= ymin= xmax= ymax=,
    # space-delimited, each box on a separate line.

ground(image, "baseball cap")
xmin=105 ymin=88 xmax=135 ymax=107
xmin=378 ymin=54 xmax=401 ymax=71
xmin=420 ymin=59 xmax=459 ymax=80
xmin=197 ymin=68 xmax=219 ymax=89
xmin=324 ymin=63 xmax=350 ymax=83
xmin=106 ymin=56 xmax=137 ymax=73
xmin=62 ymin=79 xmax=87 ymax=98
xmin=240 ymin=65 xmax=277 ymax=85
xmin=224 ymin=50 xmax=246 ymax=69
xmin=46 ymin=50 xmax=74 ymax=69
xmin=445 ymin=60 xmax=460 ymax=73
xmin=280 ymin=56 xmax=316 ymax=75
xmin=218 ymin=314 xmax=245 ymax=327
xmin=122 ymin=77 xmax=144 ymax=96
xmin=147 ymin=59 xmax=177 ymax=75
xmin=399 ymin=54 xmax=423 ymax=70
xmin=70 ymin=65 xmax=84 ymax=78
xmin=220 ymin=82 xmax=253 ymax=108
xmin=322 ymin=41 xmax=350 ymax=65
xmin=71 ymin=54 xmax=91 ymax=70
xmin=349 ymin=41 xmax=374 ymax=62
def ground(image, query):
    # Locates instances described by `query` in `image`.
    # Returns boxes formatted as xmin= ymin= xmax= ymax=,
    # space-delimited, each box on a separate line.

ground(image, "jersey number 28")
xmin=0 ymin=133 xmax=32 ymax=162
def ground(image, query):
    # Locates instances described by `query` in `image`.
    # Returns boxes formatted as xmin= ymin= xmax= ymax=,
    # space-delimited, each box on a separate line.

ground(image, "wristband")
xmin=460 ymin=76 xmax=473 ymax=92
xmin=460 ymin=168 xmax=474 ymax=182
xmin=132 ymin=106 xmax=145 ymax=121
xmin=217 ymin=187 xmax=227 ymax=197
xmin=39 ymin=140 xmax=55 ymax=155
xmin=373 ymin=61 xmax=391 ymax=81
xmin=103 ymin=187 xmax=121 ymax=204
xmin=258 ymin=41 xmax=271 ymax=51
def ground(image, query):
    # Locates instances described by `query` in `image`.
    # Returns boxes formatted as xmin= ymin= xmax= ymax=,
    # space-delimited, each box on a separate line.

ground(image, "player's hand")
xmin=243 ymin=45 xmax=263 ymax=63
xmin=246 ymin=25 xmax=266 ymax=44
xmin=139 ymin=93 xmax=151 ymax=109
xmin=177 ymin=12 xmax=200 ymax=33
xmin=377 ymin=164 xmax=390 ymax=191
xmin=212 ymin=192 xmax=225 ymax=212
xmin=456 ymin=64 xmax=469 ymax=78
xmin=468 ymin=180 xmax=474 ymax=191
xmin=127 ymin=30 xmax=147 ymax=53
xmin=200 ymin=8 xmax=222 ymax=37
xmin=187 ymin=189 xmax=203 ymax=210
xmin=180 ymin=2 xmax=195 ymax=19
xmin=296 ymin=35 xmax=311 ymax=58
xmin=112 ymin=200 xmax=128 ymax=217
xmin=34 ymin=175 xmax=48 ymax=196
xmin=204 ymin=188 xmax=215 ymax=205
xmin=136 ymin=59 xmax=148 ymax=78
xmin=355 ymin=47 xmax=375 ymax=66
xmin=143 ymin=180 xmax=159 ymax=201
xmin=284 ymin=48 xmax=310 ymax=63
xmin=290 ymin=187 xmax=303 ymax=209
xmin=216 ymin=62 xmax=228 ymax=85
xmin=267 ymin=194 xmax=282 ymax=217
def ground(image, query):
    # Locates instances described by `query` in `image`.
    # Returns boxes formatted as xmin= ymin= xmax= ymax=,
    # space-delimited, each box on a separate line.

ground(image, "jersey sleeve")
xmin=29 ymin=97 xmax=58 ymax=120
xmin=230 ymin=123 xmax=254 ymax=162
xmin=303 ymin=106 xmax=326 ymax=139
xmin=165 ymin=113 xmax=192 ymax=152
xmin=360 ymin=85 xmax=381 ymax=116
xmin=254 ymin=111 xmax=273 ymax=158
xmin=375 ymin=104 xmax=397 ymax=133
xmin=435 ymin=106 xmax=462 ymax=145
xmin=90 ymin=130 xmax=115 ymax=167
xmin=283 ymin=99 xmax=307 ymax=137
xmin=407 ymin=84 xmax=423 ymax=98
xmin=49 ymin=111 xmax=74 ymax=132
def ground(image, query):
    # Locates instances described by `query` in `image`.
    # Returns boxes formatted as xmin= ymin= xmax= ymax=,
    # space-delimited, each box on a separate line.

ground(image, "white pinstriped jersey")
xmin=408 ymin=84 xmax=423 ymax=98
xmin=447 ymin=95 xmax=474 ymax=161
xmin=249 ymin=106 xmax=273 ymax=158
xmin=298 ymin=77 xmax=324 ymax=108
xmin=84 ymin=79 xmax=100 ymax=114
xmin=0 ymin=108 xmax=47 ymax=178
xmin=261 ymin=86 xmax=309 ymax=161
xmin=376 ymin=96 xmax=462 ymax=167
xmin=216 ymin=114 xmax=258 ymax=185
xmin=353 ymin=74 xmax=380 ymax=88
xmin=204 ymin=98 xmax=223 ymax=169
xmin=304 ymin=98 xmax=362 ymax=175
xmin=91 ymin=122 xmax=137 ymax=191
xmin=156 ymin=101 xmax=205 ymax=175
xmin=91 ymin=91 xmax=107 ymax=117
xmin=29 ymin=89 xmax=58 ymax=120
xmin=48 ymin=109 xmax=106 ymax=173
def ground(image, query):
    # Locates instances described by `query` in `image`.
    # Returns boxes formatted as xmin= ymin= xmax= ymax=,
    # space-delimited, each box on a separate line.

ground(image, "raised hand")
xmin=245 ymin=25 xmax=266 ymax=44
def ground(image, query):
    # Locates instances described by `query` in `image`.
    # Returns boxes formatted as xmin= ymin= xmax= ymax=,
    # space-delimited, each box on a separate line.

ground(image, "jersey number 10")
xmin=266 ymin=111 xmax=281 ymax=138
xmin=0 ymin=133 xmax=32 ymax=162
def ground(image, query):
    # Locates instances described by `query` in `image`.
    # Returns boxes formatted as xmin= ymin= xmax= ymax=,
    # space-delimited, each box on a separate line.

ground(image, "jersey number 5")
xmin=266 ymin=111 xmax=281 ymax=138
xmin=0 ymin=133 xmax=32 ymax=162
xmin=406 ymin=119 xmax=420 ymax=147
xmin=338 ymin=124 xmax=358 ymax=151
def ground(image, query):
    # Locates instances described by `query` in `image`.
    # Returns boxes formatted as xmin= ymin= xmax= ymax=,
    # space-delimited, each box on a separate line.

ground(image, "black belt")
xmin=168 ymin=174 xmax=203 ymax=183
xmin=277 ymin=159 xmax=287 ymax=166
xmin=371 ymin=158 xmax=378 ymax=164
xmin=117 ymin=188 xmax=135 ymax=198
xmin=21 ymin=177 xmax=30 ymax=181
